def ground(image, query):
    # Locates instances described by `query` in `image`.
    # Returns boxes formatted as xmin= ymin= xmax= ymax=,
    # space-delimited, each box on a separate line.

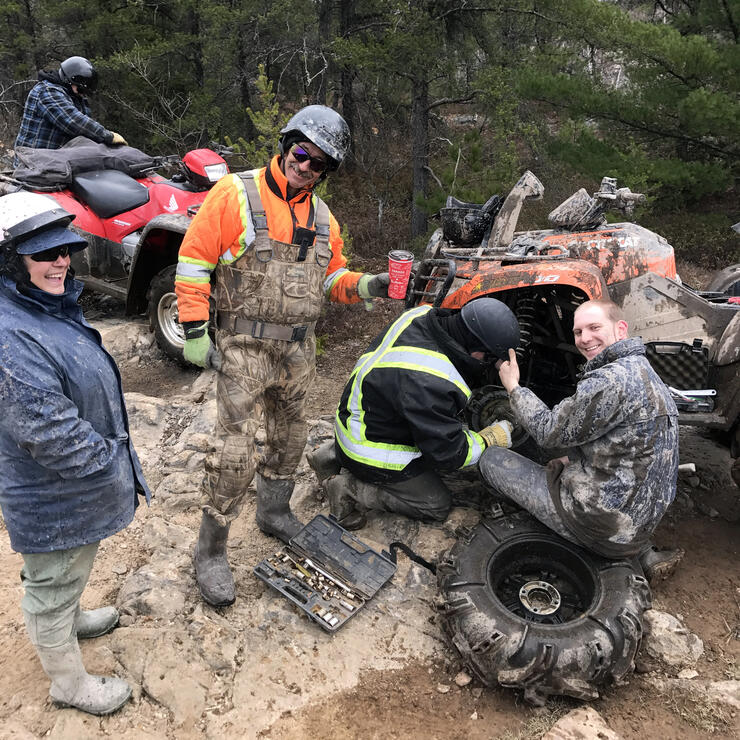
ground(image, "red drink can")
xmin=387 ymin=249 xmax=414 ymax=300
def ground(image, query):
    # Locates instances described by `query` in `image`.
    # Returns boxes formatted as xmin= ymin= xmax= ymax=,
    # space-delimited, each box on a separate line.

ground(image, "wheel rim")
xmin=157 ymin=292 xmax=185 ymax=349
xmin=488 ymin=538 xmax=598 ymax=624
xmin=467 ymin=387 xmax=529 ymax=447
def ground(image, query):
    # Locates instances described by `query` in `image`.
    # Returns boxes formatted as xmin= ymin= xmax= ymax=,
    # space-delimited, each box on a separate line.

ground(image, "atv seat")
xmin=71 ymin=169 xmax=149 ymax=219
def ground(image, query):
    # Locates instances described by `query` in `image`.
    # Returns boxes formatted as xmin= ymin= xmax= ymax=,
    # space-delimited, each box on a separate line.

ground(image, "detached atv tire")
xmin=147 ymin=264 xmax=185 ymax=362
xmin=436 ymin=512 xmax=651 ymax=705
xmin=707 ymin=263 xmax=740 ymax=296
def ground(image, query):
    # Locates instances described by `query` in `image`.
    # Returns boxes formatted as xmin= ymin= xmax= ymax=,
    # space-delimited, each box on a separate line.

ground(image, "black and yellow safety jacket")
xmin=334 ymin=305 xmax=486 ymax=484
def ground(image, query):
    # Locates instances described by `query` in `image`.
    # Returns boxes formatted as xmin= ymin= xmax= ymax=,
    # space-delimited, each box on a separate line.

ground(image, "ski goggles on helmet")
xmin=29 ymin=244 xmax=71 ymax=262
xmin=291 ymin=144 xmax=328 ymax=173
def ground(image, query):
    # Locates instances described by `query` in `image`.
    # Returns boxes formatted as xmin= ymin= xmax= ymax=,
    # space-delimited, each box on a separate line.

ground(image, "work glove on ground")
xmin=357 ymin=273 xmax=391 ymax=310
xmin=479 ymin=419 xmax=513 ymax=448
xmin=109 ymin=132 xmax=127 ymax=146
xmin=182 ymin=321 xmax=222 ymax=370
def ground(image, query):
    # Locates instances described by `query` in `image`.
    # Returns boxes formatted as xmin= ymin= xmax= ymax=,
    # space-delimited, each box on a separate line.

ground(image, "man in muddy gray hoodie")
xmin=479 ymin=299 xmax=682 ymax=581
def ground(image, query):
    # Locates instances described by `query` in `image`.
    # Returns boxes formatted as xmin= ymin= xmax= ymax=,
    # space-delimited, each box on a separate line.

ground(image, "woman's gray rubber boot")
xmin=255 ymin=473 xmax=304 ymax=543
xmin=194 ymin=511 xmax=235 ymax=606
xmin=76 ymin=606 xmax=120 ymax=639
xmin=307 ymin=440 xmax=341 ymax=482
xmin=37 ymin=638 xmax=132 ymax=715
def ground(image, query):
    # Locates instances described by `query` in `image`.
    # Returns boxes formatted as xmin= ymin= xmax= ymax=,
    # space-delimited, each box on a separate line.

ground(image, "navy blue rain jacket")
xmin=0 ymin=275 xmax=150 ymax=553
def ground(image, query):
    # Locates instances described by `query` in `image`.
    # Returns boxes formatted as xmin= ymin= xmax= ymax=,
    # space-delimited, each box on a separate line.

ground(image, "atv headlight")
xmin=204 ymin=163 xmax=228 ymax=183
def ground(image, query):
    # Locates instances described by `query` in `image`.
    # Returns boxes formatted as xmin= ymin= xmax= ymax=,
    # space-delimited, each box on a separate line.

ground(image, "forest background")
xmin=0 ymin=0 xmax=737 ymax=272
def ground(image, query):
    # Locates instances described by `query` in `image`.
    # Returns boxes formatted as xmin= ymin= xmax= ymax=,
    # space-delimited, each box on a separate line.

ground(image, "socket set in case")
xmin=254 ymin=514 xmax=396 ymax=632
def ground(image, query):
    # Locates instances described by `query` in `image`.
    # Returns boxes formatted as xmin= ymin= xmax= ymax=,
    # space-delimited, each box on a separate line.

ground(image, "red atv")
xmin=409 ymin=171 xmax=740 ymax=457
xmin=2 ymin=137 xmax=229 ymax=360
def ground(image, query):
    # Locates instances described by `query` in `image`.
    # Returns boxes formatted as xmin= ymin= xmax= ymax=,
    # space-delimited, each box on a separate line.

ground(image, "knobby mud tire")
xmin=436 ymin=512 xmax=651 ymax=705
xmin=707 ymin=264 xmax=740 ymax=296
xmin=147 ymin=264 xmax=186 ymax=363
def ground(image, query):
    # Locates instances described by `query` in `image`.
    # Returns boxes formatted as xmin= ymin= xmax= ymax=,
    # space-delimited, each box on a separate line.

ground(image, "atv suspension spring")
xmin=515 ymin=295 xmax=538 ymax=364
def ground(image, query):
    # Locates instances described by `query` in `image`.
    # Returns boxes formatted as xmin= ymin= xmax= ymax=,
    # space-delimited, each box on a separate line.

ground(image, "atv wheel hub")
xmin=519 ymin=580 xmax=561 ymax=616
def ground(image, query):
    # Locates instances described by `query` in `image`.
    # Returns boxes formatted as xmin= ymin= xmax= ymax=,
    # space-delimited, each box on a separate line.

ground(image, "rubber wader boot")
xmin=194 ymin=511 xmax=235 ymax=606
xmin=255 ymin=473 xmax=304 ymax=543
xmin=638 ymin=545 xmax=685 ymax=583
xmin=307 ymin=440 xmax=341 ymax=483
xmin=75 ymin=605 xmax=119 ymax=640
xmin=37 ymin=638 xmax=131 ymax=715
xmin=324 ymin=473 xmax=368 ymax=531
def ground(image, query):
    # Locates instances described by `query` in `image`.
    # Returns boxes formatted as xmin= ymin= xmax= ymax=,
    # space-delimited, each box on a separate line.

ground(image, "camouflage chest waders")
xmin=202 ymin=173 xmax=332 ymax=523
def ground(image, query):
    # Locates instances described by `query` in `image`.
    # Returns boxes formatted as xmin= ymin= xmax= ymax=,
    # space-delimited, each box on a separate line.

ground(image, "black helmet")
xmin=59 ymin=56 xmax=98 ymax=94
xmin=279 ymin=105 xmax=350 ymax=170
xmin=460 ymin=298 xmax=520 ymax=360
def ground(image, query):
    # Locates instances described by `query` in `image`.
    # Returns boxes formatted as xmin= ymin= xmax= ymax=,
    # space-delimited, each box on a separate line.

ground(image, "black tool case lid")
xmin=289 ymin=514 xmax=396 ymax=599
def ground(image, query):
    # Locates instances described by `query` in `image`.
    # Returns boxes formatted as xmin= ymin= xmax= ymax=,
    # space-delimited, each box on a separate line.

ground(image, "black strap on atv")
xmin=387 ymin=541 xmax=437 ymax=574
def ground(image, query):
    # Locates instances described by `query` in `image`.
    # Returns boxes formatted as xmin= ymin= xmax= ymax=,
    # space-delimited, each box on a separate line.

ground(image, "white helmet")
xmin=0 ymin=192 xmax=84 ymax=255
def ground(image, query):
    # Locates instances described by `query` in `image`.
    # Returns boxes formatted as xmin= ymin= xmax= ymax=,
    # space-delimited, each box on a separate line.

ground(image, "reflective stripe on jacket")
xmin=175 ymin=156 xmax=363 ymax=322
xmin=335 ymin=306 xmax=485 ymax=484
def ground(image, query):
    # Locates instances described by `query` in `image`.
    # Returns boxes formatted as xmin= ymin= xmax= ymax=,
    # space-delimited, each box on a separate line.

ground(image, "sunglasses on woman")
xmin=291 ymin=145 xmax=328 ymax=173
xmin=29 ymin=245 xmax=71 ymax=262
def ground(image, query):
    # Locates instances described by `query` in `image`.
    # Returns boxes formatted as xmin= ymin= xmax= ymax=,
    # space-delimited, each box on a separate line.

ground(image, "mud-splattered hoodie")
xmin=0 ymin=275 xmax=150 ymax=553
xmin=510 ymin=337 xmax=679 ymax=557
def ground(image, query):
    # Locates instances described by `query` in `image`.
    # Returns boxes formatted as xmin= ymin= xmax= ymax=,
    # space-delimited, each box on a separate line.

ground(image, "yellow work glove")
xmin=479 ymin=420 xmax=513 ymax=448
xmin=110 ymin=132 xmax=127 ymax=146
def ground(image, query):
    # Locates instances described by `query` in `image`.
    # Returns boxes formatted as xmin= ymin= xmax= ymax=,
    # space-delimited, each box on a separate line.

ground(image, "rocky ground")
xmin=0 ymin=295 xmax=738 ymax=740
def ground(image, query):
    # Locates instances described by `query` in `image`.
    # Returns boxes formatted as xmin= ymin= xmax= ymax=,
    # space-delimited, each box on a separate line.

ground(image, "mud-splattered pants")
xmin=203 ymin=333 xmax=316 ymax=524
xmin=340 ymin=468 xmax=452 ymax=521
xmin=478 ymin=447 xmax=578 ymax=544
xmin=21 ymin=542 xmax=99 ymax=647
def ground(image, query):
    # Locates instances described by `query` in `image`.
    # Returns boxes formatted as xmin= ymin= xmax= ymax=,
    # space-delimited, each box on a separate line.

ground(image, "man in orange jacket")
xmin=175 ymin=105 xmax=390 ymax=606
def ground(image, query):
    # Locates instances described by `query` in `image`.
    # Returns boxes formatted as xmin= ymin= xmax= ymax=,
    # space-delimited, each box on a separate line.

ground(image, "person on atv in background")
xmin=175 ymin=104 xmax=391 ymax=607
xmin=307 ymin=298 xmax=519 ymax=529
xmin=482 ymin=298 xmax=683 ymax=582
xmin=15 ymin=56 xmax=127 ymax=152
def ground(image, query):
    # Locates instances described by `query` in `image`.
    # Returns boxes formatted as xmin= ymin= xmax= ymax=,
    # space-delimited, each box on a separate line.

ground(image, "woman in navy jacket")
xmin=0 ymin=192 xmax=149 ymax=715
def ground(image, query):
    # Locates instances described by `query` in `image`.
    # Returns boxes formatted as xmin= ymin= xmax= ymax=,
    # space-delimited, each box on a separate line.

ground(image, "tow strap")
xmin=388 ymin=541 xmax=437 ymax=574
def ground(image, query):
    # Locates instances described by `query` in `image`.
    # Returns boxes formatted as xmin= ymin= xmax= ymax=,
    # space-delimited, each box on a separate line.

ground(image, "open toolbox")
xmin=254 ymin=514 xmax=397 ymax=632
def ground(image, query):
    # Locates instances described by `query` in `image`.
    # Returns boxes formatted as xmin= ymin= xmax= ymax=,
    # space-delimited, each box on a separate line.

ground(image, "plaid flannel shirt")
xmin=15 ymin=78 xmax=112 ymax=150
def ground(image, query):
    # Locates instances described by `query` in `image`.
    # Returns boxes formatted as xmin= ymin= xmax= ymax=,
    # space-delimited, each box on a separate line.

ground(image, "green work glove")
xmin=478 ymin=420 xmax=513 ymax=449
xmin=183 ymin=321 xmax=222 ymax=370
xmin=357 ymin=273 xmax=391 ymax=310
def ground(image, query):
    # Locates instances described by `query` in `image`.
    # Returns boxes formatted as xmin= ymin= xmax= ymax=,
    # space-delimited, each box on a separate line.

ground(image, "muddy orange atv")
xmin=408 ymin=173 xmax=740 ymax=457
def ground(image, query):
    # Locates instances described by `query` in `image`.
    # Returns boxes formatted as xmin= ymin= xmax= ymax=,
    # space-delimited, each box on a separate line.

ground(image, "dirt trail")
xmin=0 ymin=297 xmax=737 ymax=739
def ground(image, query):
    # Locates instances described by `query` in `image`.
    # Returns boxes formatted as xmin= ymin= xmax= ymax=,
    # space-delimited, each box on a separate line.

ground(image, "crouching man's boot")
xmin=255 ymin=473 xmax=304 ymax=543
xmin=325 ymin=472 xmax=368 ymax=531
xmin=75 ymin=605 xmax=119 ymax=639
xmin=307 ymin=440 xmax=341 ymax=483
xmin=194 ymin=511 xmax=235 ymax=606
xmin=36 ymin=638 xmax=131 ymax=715
xmin=638 ymin=544 xmax=685 ymax=583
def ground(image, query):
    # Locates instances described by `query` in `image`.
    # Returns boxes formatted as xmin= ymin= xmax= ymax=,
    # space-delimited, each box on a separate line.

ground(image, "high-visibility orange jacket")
xmin=175 ymin=155 xmax=363 ymax=323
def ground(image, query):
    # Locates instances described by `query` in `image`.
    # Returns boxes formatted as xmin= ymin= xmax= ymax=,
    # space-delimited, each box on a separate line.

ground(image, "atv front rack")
xmin=406 ymin=246 xmax=573 ymax=308
xmin=406 ymin=258 xmax=457 ymax=308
